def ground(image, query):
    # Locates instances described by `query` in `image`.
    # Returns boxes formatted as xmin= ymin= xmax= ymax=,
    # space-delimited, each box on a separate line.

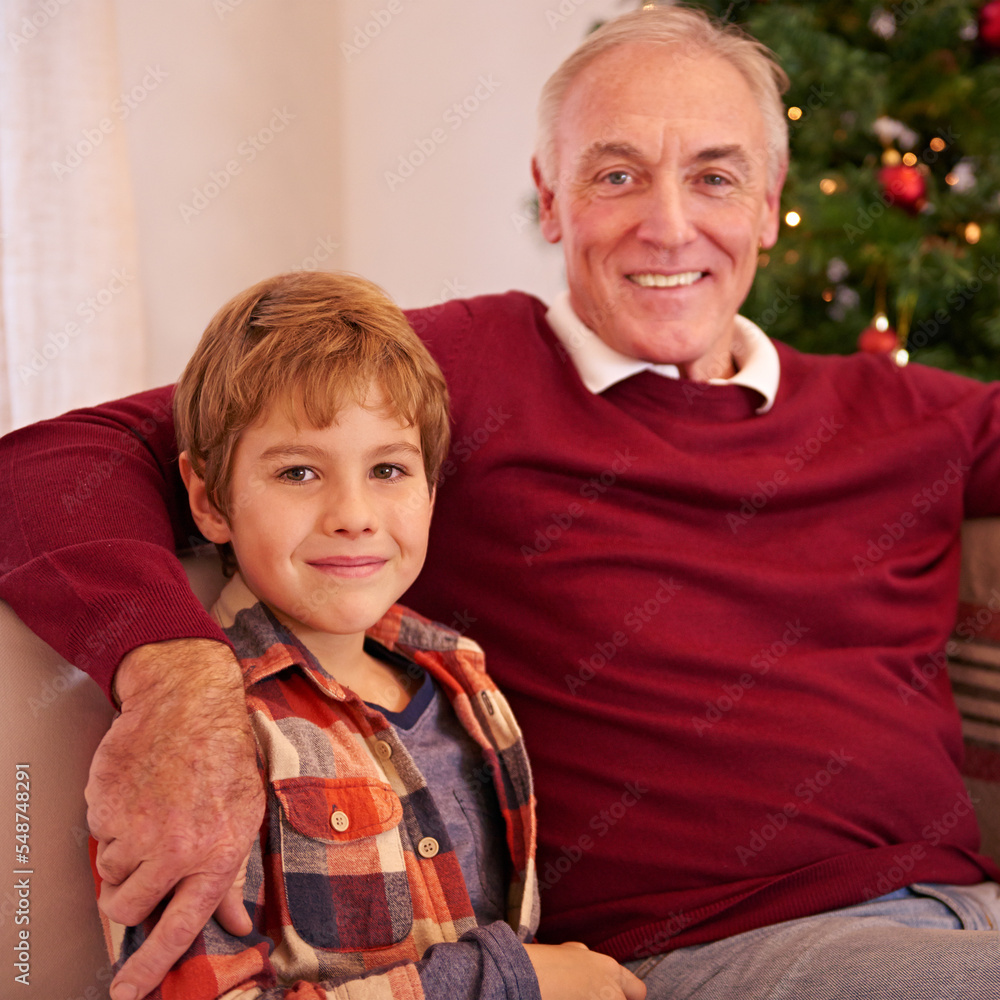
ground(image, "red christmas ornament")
xmin=980 ymin=0 xmax=1000 ymax=50
xmin=858 ymin=324 xmax=899 ymax=353
xmin=879 ymin=164 xmax=926 ymax=214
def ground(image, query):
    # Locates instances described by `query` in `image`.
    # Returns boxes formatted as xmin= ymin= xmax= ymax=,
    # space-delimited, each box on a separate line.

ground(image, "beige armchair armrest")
xmin=0 ymin=550 xmax=226 ymax=1000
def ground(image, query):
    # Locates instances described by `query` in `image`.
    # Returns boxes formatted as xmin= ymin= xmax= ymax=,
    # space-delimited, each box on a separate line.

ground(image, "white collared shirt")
xmin=545 ymin=291 xmax=780 ymax=414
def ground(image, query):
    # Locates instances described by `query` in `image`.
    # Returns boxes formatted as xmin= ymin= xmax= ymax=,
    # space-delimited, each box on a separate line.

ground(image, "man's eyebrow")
xmin=577 ymin=141 xmax=645 ymax=171
xmin=575 ymin=141 xmax=755 ymax=175
xmin=694 ymin=145 xmax=753 ymax=175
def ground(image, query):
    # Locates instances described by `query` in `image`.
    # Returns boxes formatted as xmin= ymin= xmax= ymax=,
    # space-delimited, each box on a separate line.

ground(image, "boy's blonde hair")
xmin=175 ymin=270 xmax=450 ymax=525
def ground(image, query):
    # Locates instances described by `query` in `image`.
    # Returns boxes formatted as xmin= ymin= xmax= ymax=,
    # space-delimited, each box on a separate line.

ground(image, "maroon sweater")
xmin=1 ymin=291 xmax=998 ymax=960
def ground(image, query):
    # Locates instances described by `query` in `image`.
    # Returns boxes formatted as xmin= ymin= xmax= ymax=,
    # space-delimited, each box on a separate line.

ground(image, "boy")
xmin=94 ymin=270 xmax=643 ymax=1000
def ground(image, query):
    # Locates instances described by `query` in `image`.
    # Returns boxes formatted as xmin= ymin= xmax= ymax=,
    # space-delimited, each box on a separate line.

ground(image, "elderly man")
xmin=3 ymin=5 xmax=1000 ymax=999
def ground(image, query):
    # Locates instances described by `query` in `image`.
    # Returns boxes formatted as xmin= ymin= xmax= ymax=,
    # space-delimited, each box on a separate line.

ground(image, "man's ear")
xmin=759 ymin=158 xmax=789 ymax=250
xmin=532 ymin=157 xmax=562 ymax=245
xmin=178 ymin=451 xmax=232 ymax=544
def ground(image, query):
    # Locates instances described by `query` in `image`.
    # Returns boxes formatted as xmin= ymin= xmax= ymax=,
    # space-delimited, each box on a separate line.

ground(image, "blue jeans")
xmin=623 ymin=883 xmax=1000 ymax=999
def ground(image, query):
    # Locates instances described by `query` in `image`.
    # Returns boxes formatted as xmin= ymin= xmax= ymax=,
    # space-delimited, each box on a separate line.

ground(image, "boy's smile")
xmin=190 ymin=388 xmax=433 ymax=659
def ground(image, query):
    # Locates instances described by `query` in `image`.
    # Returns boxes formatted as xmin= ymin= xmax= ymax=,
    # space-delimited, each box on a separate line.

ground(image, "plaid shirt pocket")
xmin=274 ymin=775 xmax=413 ymax=951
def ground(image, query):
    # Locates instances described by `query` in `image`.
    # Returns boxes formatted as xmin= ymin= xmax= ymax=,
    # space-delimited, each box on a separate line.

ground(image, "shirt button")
xmin=330 ymin=810 xmax=350 ymax=832
xmin=417 ymin=837 xmax=439 ymax=858
xmin=375 ymin=740 xmax=393 ymax=760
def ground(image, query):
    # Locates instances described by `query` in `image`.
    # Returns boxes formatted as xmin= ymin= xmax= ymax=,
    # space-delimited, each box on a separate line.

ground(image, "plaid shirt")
xmin=99 ymin=577 xmax=539 ymax=999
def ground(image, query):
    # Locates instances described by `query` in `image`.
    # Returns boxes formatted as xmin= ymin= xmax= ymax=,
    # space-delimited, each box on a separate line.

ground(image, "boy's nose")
xmin=321 ymin=484 xmax=378 ymax=536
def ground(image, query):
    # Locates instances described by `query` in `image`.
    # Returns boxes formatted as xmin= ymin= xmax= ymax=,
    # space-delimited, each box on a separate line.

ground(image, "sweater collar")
xmin=545 ymin=290 xmax=780 ymax=414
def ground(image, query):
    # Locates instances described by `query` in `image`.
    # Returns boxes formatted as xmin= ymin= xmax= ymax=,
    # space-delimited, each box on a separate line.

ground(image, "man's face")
xmin=535 ymin=44 xmax=785 ymax=380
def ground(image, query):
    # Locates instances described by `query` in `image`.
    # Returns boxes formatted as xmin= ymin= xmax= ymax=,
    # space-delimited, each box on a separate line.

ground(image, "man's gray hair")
xmin=535 ymin=2 xmax=790 ymax=189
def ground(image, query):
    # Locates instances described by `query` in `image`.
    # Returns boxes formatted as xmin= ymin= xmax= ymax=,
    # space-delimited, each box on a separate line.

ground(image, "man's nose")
xmin=635 ymin=177 xmax=698 ymax=249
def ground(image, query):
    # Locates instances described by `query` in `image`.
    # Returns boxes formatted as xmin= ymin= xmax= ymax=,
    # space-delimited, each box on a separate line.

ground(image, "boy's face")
xmin=194 ymin=388 xmax=433 ymax=639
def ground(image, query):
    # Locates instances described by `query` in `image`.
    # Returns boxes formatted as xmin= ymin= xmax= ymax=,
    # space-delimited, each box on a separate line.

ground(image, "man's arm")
xmin=0 ymin=389 xmax=264 ymax=1000
xmin=90 ymin=639 xmax=264 ymax=1000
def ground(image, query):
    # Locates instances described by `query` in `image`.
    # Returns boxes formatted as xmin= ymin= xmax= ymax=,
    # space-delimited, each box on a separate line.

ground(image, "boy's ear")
xmin=178 ymin=451 xmax=232 ymax=544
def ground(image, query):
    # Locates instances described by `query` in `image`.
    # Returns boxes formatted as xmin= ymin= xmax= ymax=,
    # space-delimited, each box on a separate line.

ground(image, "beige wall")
xmin=113 ymin=0 xmax=624 ymax=386
xmin=114 ymin=0 xmax=343 ymax=384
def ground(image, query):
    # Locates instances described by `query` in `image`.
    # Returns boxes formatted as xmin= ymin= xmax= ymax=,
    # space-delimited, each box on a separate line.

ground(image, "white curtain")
xmin=0 ymin=0 xmax=146 ymax=434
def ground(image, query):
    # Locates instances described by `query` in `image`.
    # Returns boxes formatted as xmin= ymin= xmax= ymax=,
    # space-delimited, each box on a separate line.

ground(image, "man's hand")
xmin=524 ymin=942 xmax=646 ymax=1000
xmin=86 ymin=638 xmax=265 ymax=1000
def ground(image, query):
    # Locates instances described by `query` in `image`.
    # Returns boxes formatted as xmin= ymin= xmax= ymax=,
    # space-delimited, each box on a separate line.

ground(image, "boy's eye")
xmin=371 ymin=463 xmax=403 ymax=481
xmin=280 ymin=466 xmax=316 ymax=483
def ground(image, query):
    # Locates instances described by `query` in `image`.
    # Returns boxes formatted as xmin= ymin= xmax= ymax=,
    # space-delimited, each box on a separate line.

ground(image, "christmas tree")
xmin=617 ymin=1 xmax=1000 ymax=378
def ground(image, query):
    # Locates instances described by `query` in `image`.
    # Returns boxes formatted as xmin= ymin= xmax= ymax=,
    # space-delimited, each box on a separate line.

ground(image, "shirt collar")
xmin=211 ymin=573 xmax=345 ymax=693
xmin=545 ymin=290 xmax=780 ymax=414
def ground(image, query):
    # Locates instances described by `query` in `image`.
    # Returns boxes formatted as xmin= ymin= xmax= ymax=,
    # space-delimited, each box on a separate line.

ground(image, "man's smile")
xmin=626 ymin=271 xmax=706 ymax=288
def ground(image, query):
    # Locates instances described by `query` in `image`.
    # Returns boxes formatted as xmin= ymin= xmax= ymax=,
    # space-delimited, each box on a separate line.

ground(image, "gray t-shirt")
xmin=367 ymin=655 xmax=509 ymax=926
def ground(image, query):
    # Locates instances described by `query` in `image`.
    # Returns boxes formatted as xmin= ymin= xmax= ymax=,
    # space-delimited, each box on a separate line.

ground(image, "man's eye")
xmin=280 ymin=466 xmax=316 ymax=483
xmin=703 ymin=173 xmax=730 ymax=186
xmin=603 ymin=170 xmax=632 ymax=186
xmin=372 ymin=463 xmax=404 ymax=481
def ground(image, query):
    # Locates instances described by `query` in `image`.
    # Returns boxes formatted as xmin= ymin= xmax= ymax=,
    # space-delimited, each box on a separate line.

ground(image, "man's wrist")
xmin=112 ymin=637 xmax=241 ymax=709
